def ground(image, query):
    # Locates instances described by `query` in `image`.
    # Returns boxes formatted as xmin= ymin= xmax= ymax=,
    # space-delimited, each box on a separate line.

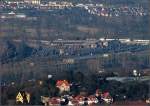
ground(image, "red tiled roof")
xmin=71 ymin=100 xmax=79 ymax=104
xmin=88 ymin=95 xmax=97 ymax=100
xmin=102 ymin=92 xmax=110 ymax=98
xmin=75 ymin=95 xmax=85 ymax=101
xmin=49 ymin=97 xmax=60 ymax=105
xmin=56 ymin=80 xmax=70 ymax=87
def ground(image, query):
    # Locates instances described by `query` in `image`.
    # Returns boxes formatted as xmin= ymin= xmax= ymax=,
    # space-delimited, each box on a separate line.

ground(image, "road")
xmin=106 ymin=76 xmax=150 ymax=83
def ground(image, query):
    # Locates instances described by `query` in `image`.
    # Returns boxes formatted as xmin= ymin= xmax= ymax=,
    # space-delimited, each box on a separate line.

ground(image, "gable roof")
xmin=56 ymin=80 xmax=70 ymax=87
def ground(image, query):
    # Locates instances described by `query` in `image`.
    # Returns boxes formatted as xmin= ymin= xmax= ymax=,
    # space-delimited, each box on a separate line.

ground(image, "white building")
xmin=24 ymin=0 xmax=40 ymax=5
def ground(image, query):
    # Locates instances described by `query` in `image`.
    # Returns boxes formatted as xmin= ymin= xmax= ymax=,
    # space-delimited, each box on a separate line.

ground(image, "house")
xmin=101 ymin=92 xmax=113 ymax=104
xmin=87 ymin=95 xmax=98 ymax=105
xmin=16 ymin=91 xmax=30 ymax=104
xmin=74 ymin=95 xmax=98 ymax=105
xmin=41 ymin=96 xmax=60 ymax=106
xmin=48 ymin=97 xmax=60 ymax=106
xmin=74 ymin=95 xmax=85 ymax=105
xmin=41 ymin=95 xmax=100 ymax=106
xmin=56 ymin=80 xmax=70 ymax=92
xmin=146 ymin=98 xmax=150 ymax=104
xmin=16 ymin=92 xmax=24 ymax=104
xmin=41 ymin=96 xmax=49 ymax=106
xmin=24 ymin=0 xmax=40 ymax=5
xmin=68 ymin=99 xmax=79 ymax=106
